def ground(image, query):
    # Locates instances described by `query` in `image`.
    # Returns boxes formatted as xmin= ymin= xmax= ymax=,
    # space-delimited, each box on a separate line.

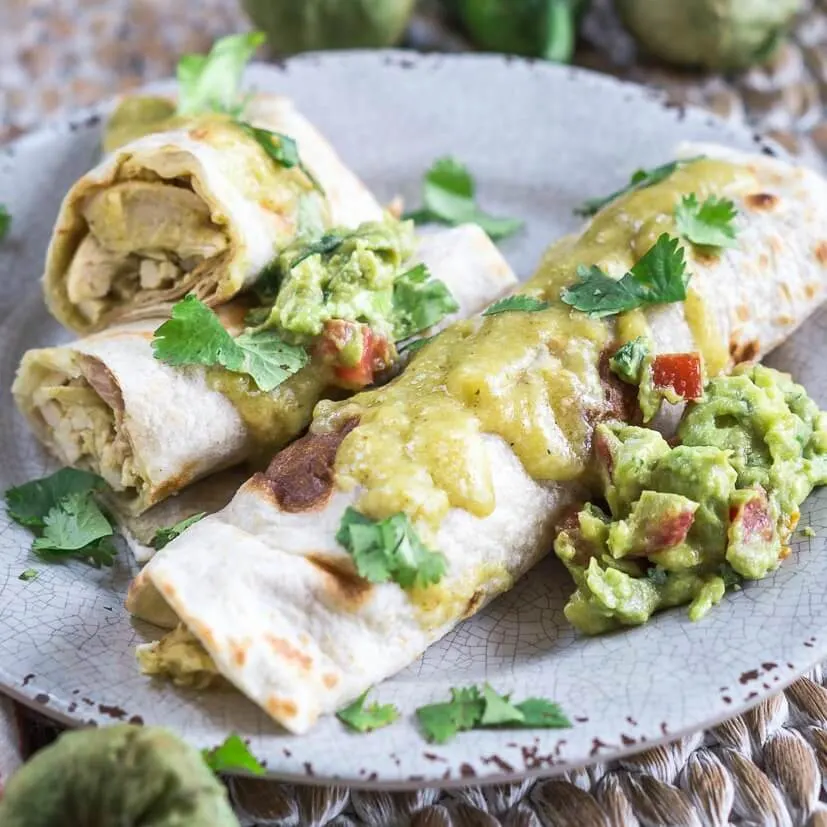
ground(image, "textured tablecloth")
xmin=3 ymin=0 xmax=827 ymax=824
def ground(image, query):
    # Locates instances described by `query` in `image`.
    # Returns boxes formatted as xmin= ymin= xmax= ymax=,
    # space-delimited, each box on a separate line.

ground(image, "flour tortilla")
xmin=43 ymin=95 xmax=383 ymax=334
xmin=15 ymin=225 xmax=517 ymax=517
xmin=126 ymin=145 xmax=827 ymax=734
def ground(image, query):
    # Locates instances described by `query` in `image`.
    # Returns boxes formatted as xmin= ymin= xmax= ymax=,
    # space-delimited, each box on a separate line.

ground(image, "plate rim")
xmin=0 ymin=49 xmax=817 ymax=789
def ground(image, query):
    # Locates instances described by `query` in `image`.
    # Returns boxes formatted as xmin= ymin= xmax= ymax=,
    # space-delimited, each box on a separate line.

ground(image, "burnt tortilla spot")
xmin=306 ymin=553 xmax=373 ymax=610
xmin=256 ymin=418 xmax=358 ymax=512
xmin=745 ymin=192 xmax=778 ymax=211
xmin=729 ymin=339 xmax=759 ymax=364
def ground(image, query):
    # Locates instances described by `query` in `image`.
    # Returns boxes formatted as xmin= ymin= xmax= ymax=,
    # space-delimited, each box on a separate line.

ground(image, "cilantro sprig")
xmin=152 ymin=512 xmax=207 ymax=551
xmin=576 ymin=157 xmax=704 ymax=217
xmin=5 ymin=469 xmax=117 ymax=567
xmin=392 ymin=263 xmax=458 ymax=340
xmin=152 ymin=295 xmax=308 ymax=392
xmin=483 ymin=295 xmax=550 ymax=316
xmin=417 ymin=684 xmax=571 ymax=744
xmin=202 ymin=733 xmax=265 ymax=776
xmin=177 ymin=32 xmax=265 ymax=116
xmin=336 ymin=508 xmax=447 ymax=590
xmin=337 ymin=691 xmax=399 ymax=733
xmin=405 ymin=158 xmax=523 ymax=241
xmin=561 ymin=233 xmax=689 ymax=318
xmin=675 ymin=194 xmax=738 ymax=249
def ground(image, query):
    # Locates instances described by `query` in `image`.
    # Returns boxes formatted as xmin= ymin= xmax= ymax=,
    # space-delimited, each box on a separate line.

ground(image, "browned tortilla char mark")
xmin=816 ymin=243 xmax=827 ymax=266
xmin=745 ymin=192 xmax=778 ymax=211
xmin=266 ymin=695 xmax=298 ymax=721
xmin=729 ymin=338 xmax=759 ymax=364
xmin=254 ymin=418 xmax=358 ymax=512
xmin=306 ymin=553 xmax=373 ymax=610
xmin=462 ymin=589 xmax=486 ymax=620
xmin=322 ymin=673 xmax=339 ymax=689
xmin=264 ymin=633 xmax=313 ymax=671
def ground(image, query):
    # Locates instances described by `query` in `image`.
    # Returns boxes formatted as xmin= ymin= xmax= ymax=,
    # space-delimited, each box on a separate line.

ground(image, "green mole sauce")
xmin=314 ymin=159 xmax=756 ymax=535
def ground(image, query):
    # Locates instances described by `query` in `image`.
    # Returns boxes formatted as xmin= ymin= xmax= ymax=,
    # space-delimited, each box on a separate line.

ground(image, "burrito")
xmin=15 ymin=223 xmax=517 ymax=515
xmin=127 ymin=144 xmax=827 ymax=733
xmin=43 ymin=94 xmax=383 ymax=334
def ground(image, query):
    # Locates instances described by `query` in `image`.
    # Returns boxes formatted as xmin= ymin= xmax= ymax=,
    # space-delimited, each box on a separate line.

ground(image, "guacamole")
xmin=259 ymin=216 xmax=418 ymax=342
xmin=555 ymin=365 xmax=827 ymax=634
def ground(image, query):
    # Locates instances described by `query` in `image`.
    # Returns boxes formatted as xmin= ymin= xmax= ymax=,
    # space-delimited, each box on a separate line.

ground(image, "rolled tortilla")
xmin=43 ymin=95 xmax=383 ymax=334
xmin=128 ymin=145 xmax=827 ymax=733
xmin=15 ymin=225 xmax=517 ymax=516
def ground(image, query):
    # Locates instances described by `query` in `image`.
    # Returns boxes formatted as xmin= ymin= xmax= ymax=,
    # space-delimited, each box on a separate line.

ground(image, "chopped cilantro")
xmin=718 ymin=563 xmax=743 ymax=589
xmin=647 ymin=566 xmax=669 ymax=586
xmin=561 ymin=234 xmax=689 ymax=318
xmin=337 ymin=691 xmax=399 ymax=733
xmin=483 ymin=295 xmax=550 ymax=316
xmin=416 ymin=684 xmax=570 ymax=744
xmin=237 ymin=123 xmax=300 ymax=168
xmin=152 ymin=513 xmax=207 ymax=551
xmin=202 ymin=733 xmax=265 ymax=776
xmin=176 ymin=32 xmax=265 ymax=116
xmin=675 ymin=194 xmax=738 ymax=250
xmin=152 ymin=295 xmax=308 ymax=392
xmin=18 ymin=569 xmax=38 ymax=582
xmin=405 ymin=158 xmax=523 ymax=241
xmin=575 ymin=157 xmax=704 ymax=217
xmin=392 ymin=263 xmax=458 ymax=340
xmin=290 ymin=232 xmax=347 ymax=269
xmin=609 ymin=337 xmax=649 ymax=385
xmin=336 ymin=508 xmax=447 ymax=590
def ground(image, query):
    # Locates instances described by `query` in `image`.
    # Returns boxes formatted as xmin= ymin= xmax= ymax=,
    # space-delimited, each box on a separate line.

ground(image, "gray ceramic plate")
xmin=0 ymin=52 xmax=824 ymax=788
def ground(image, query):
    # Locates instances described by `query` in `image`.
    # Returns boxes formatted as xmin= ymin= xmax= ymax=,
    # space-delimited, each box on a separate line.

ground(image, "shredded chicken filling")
xmin=136 ymin=623 xmax=221 ymax=690
xmin=30 ymin=360 xmax=143 ymax=496
xmin=66 ymin=180 xmax=228 ymax=323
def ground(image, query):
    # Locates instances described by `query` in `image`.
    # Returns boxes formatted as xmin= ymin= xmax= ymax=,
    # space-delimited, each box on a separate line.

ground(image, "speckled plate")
xmin=0 ymin=51 xmax=825 ymax=789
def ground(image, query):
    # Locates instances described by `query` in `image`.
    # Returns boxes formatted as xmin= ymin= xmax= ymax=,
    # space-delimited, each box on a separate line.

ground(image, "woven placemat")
xmin=2 ymin=664 xmax=827 ymax=826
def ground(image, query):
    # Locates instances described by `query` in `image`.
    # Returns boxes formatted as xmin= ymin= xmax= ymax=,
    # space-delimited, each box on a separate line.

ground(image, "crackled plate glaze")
xmin=0 ymin=52 xmax=824 ymax=788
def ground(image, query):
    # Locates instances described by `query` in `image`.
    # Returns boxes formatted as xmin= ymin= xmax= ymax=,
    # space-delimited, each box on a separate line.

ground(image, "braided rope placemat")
xmin=2 ymin=664 xmax=826 ymax=826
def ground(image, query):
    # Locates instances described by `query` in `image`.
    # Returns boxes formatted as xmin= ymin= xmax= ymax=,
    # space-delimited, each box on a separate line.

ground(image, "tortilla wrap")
xmin=15 ymin=225 xmax=517 ymax=516
xmin=127 ymin=144 xmax=827 ymax=733
xmin=43 ymin=95 xmax=383 ymax=334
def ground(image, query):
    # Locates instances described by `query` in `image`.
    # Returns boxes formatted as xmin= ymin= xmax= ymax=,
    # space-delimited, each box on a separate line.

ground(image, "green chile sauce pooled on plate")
xmin=555 ymin=364 xmax=827 ymax=634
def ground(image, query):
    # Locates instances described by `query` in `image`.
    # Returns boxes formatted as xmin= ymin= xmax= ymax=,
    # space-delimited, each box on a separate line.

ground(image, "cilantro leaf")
xmin=609 ymin=337 xmax=649 ymax=385
xmin=233 ymin=330 xmax=309 ymax=392
xmin=483 ymin=295 xmax=550 ymax=316
xmin=479 ymin=684 xmax=525 ymax=726
xmin=337 ymin=691 xmax=399 ymax=733
xmin=239 ymin=124 xmax=299 ymax=167
xmin=392 ymin=263 xmax=458 ymax=340
xmin=32 ymin=491 xmax=117 ymax=567
xmin=561 ymin=234 xmax=688 ymax=318
xmin=152 ymin=513 xmax=207 ymax=551
xmin=416 ymin=684 xmax=570 ymax=743
xmin=675 ymin=194 xmax=738 ymax=249
xmin=417 ymin=686 xmax=486 ymax=744
xmin=18 ymin=569 xmax=38 ymax=582
xmin=718 ymin=563 xmax=743 ymax=589
xmin=152 ymin=295 xmax=238 ymax=368
xmin=5 ymin=468 xmax=103 ymax=529
xmin=0 ymin=204 xmax=10 ymax=241
xmin=405 ymin=158 xmax=523 ymax=241
xmin=152 ymin=295 xmax=307 ymax=392
xmin=576 ymin=157 xmax=704 ymax=217
xmin=202 ymin=733 xmax=265 ymax=776
xmin=647 ymin=566 xmax=668 ymax=586
xmin=336 ymin=508 xmax=447 ymax=590
xmin=177 ymin=32 xmax=265 ymax=116
xmin=514 ymin=698 xmax=571 ymax=728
